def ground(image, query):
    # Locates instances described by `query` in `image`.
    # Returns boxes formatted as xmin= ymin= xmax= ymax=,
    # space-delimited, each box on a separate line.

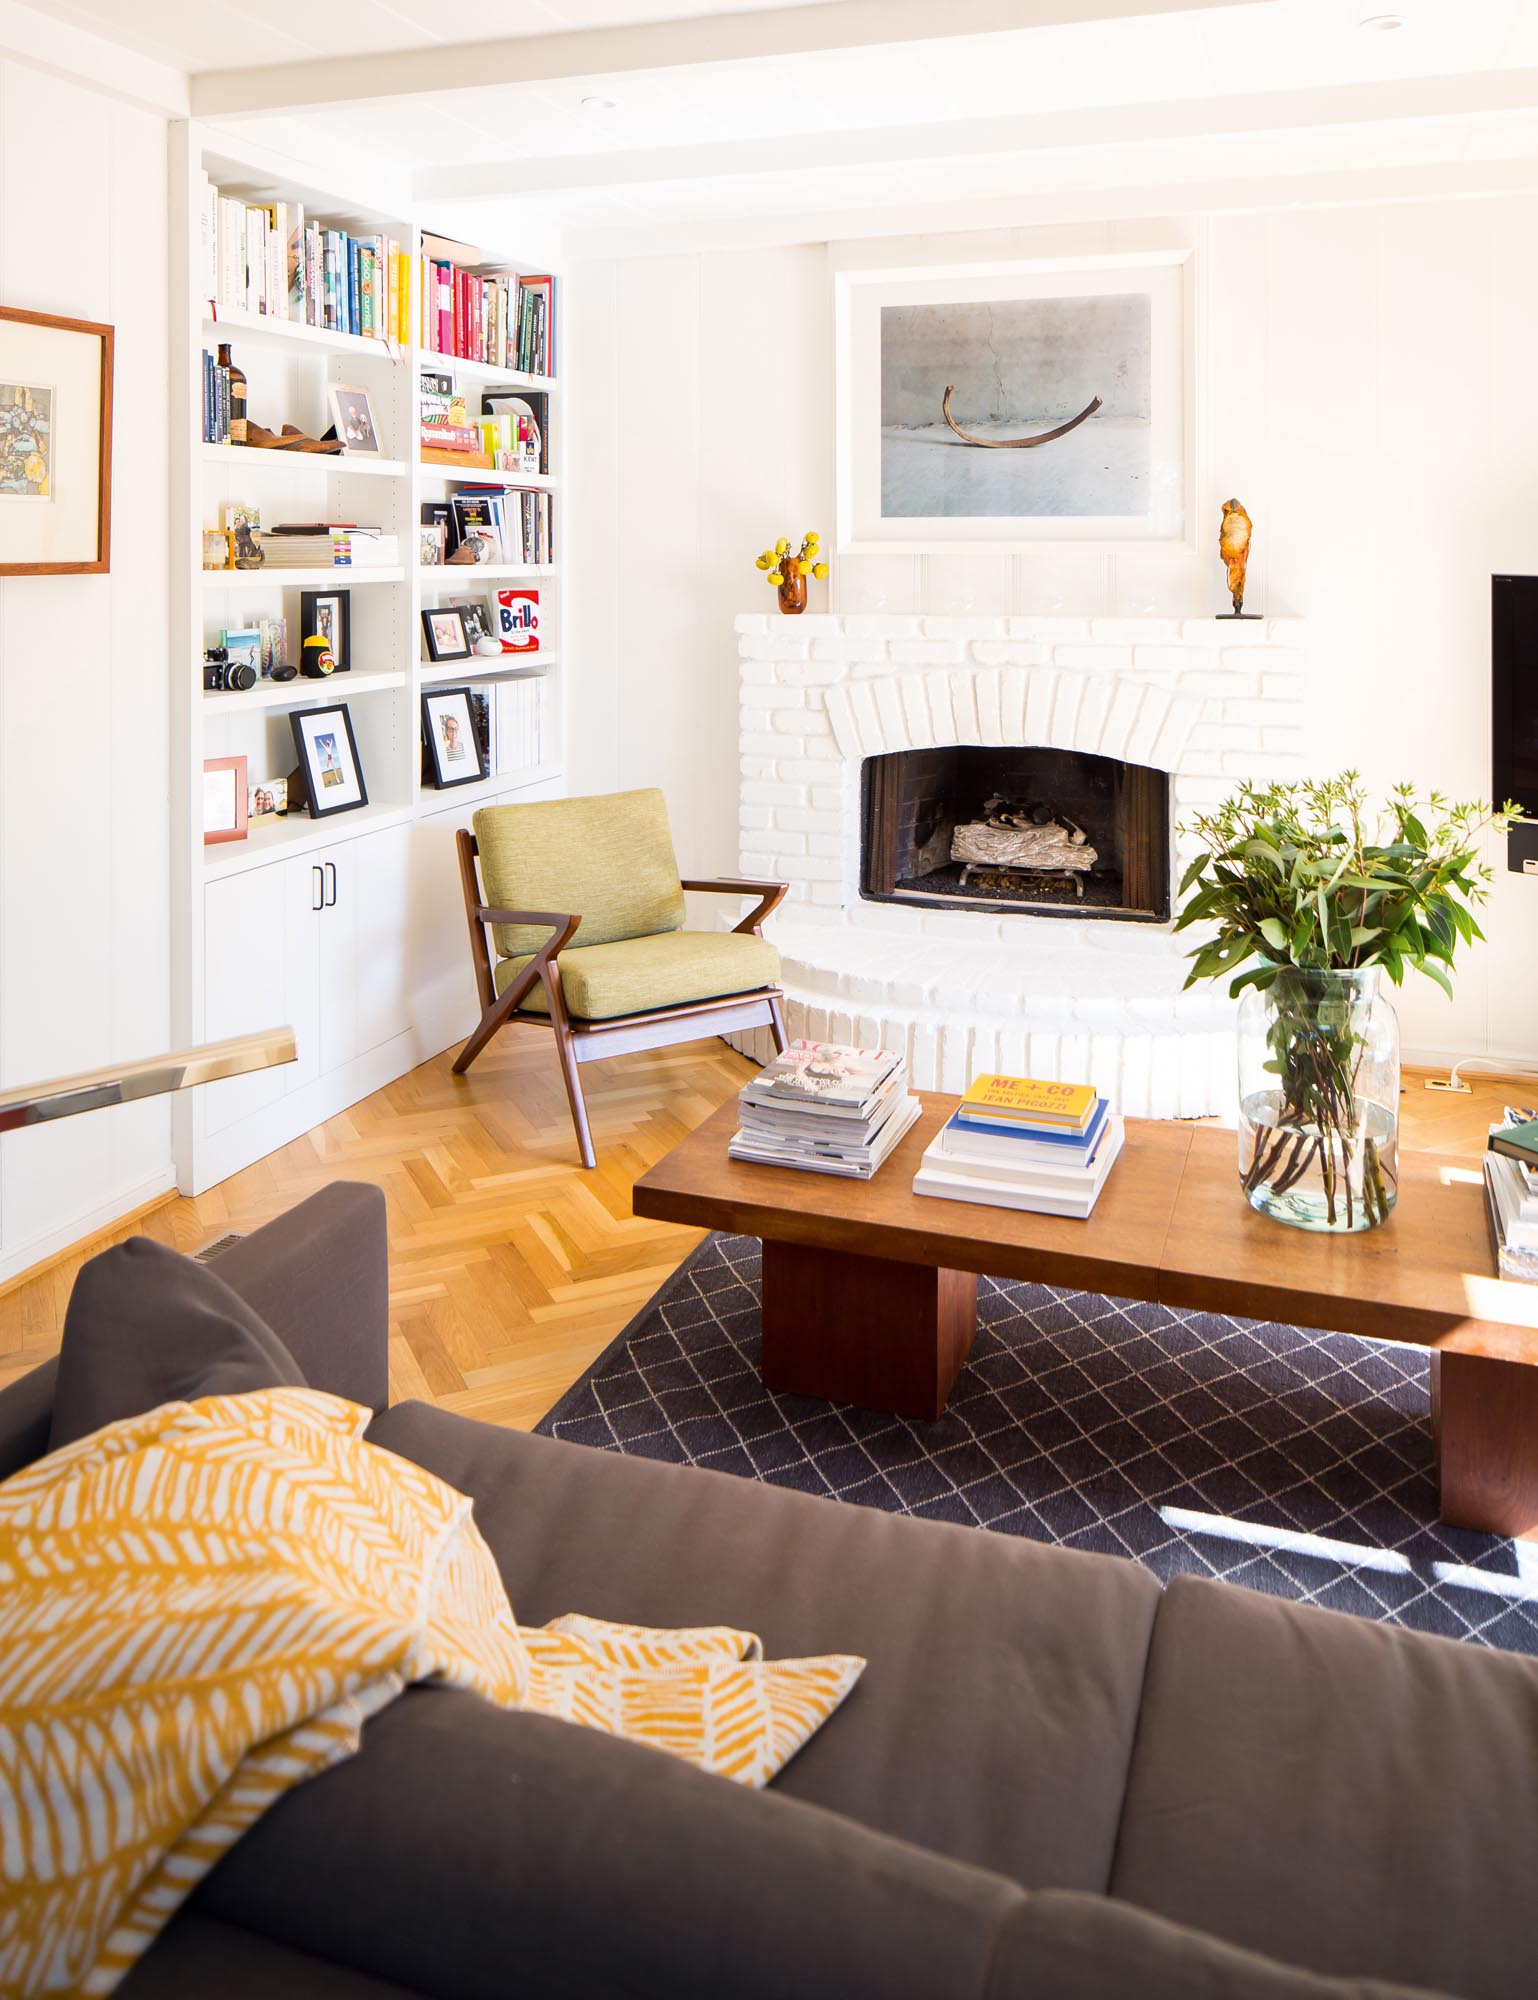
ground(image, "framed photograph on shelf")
xmin=202 ymin=755 xmax=248 ymax=846
xmin=289 ymin=704 xmax=368 ymax=819
xmin=450 ymin=598 xmax=494 ymax=651
xmin=421 ymin=686 xmax=487 ymax=789
xmin=326 ymin=383 xmax=382 ymax=457
xmin=834 ymin=252 xmax=1190 ymax=551
xmin=0 ymin=305 xmax=113 ymax=577
xmin=421 ymin=605 xmax=471 ymax=663
xmin=248 ymin=776 xmax=288 ymax=824
xmin=299 ymin=587 xmax=351 ymax=671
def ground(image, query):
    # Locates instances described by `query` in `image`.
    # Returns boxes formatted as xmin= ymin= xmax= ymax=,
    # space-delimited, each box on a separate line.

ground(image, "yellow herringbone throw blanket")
xmin=0 ymin=1388 xmax=864 ymax=1997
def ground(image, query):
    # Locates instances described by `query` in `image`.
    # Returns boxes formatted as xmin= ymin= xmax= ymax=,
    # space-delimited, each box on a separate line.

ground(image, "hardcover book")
xmin=957 ymin=1075 xmax=1098 ymax=1129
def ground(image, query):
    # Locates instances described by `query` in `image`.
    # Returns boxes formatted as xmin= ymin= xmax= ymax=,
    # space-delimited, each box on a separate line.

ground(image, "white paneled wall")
xmin=0 ymin=62 xmax=173 ymax=1282
xmin=568 ymin=198 xmax=1538 ymax=1069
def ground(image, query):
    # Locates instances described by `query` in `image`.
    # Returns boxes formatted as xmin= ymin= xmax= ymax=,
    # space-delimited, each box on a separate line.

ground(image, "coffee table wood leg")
xmin=759 ymin=1240 xmax=977 ymax=1421
xmin=1432 ymin=1351 xmax=1538 ymax=1539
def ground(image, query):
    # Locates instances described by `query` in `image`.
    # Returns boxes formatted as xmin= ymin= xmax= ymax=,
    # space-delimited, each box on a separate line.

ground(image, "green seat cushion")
xmin=474 ymin=789 xmax=687 ymax=960
xmin=494 ymin=929 xmax=781 ymax=1022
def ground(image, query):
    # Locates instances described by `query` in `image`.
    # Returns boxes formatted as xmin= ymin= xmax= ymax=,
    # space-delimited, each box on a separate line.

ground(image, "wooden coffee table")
xmin=632 ymin=1091 xmax=1538 ymax=1539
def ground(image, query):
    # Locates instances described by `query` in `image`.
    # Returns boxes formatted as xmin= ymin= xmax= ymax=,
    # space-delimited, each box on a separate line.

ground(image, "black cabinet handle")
xmin=312 ymin=865 xmax=324 ymax=912
xmin=324 ymin=862 xmax=337 ymax=907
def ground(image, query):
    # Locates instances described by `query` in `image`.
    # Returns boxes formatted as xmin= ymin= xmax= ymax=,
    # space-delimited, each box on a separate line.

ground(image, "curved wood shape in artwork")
xmin=940 ymin=385 xmax=1103 ymax=449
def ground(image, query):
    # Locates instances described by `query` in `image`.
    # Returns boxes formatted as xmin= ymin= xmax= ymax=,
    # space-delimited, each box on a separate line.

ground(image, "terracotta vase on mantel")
xmin=777 ymin=559 xmax=808 ymax=615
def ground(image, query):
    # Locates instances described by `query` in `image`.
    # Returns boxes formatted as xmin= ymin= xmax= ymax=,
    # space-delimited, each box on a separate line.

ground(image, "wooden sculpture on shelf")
xmin=1219 ymin=497 xmax=1254 ymax=616
xmin=941 ymin=386 xmax=1102 ymax=449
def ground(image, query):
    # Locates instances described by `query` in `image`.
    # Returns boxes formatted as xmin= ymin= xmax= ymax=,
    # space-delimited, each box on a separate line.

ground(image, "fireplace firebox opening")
xmin=861 ymin=746 xmax=1171 ymax=921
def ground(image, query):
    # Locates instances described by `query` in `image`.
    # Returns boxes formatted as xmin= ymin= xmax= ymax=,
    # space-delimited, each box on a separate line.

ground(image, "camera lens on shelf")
xmin=225 ymin=661 xmax=257 ymax=691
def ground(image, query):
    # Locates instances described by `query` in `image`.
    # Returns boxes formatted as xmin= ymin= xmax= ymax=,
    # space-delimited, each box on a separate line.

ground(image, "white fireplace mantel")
xmin=733 ymin=611 xmax=1308 ymax=1117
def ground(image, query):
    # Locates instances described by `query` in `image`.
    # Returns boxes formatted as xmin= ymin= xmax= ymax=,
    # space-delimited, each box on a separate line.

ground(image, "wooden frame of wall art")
xmin=0 ymin=305 xmax=114 ymax=576
xmin=833 ymin=251 xmax=1193 ymax=553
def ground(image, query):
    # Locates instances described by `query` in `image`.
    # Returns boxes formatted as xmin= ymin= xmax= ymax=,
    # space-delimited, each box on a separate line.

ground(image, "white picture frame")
xmin=834 ymin=252 xmax=1193 ymax=553
xmin=327 ymin=382 xmax=383 ymax=458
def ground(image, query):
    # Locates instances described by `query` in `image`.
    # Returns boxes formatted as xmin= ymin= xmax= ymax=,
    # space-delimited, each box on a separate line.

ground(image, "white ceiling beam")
xmin=189 ymin=0 xmax=1256 ymax=119
xmin=413 ymin=66 xmax=1538 ymax=205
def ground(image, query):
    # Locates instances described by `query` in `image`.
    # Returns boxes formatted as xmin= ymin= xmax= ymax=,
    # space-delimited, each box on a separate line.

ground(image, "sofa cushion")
xmin=494 ymin=927 xmax=780 ymax=1019
xmin=475 ymin=787 xmax=687 ymax=959
xmin=192 ymin=1687 xmax=1026 ymax=2000
xmin=1110 ymin=1574 xmax=1538 ymax=2000
xmin=49 ymin=1239 xmax=303 ymax=1450
xmin=364 ymin=1403 xmax=1161 ymax=1892
xmin=0 ymin=1355 xmax=57 ymax=1482
xmin=985 ymin=1892 xmax=1451 ymax=2000
xmin=117 ymin=1913 xmax=426 ymax=1998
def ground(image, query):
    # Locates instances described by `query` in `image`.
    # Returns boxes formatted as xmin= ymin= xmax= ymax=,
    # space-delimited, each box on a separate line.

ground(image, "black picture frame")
xmin=299 ymin=587 xmax=351 ymax=671
xmin=450 ymin=598 xmax=493 ymax=650
xmin=421 ymin=605 xmax=472 ymax=662
xmin=288 ymin=703 xmax=369 ymax=819
xmin=421 ymin=685 xmax=487 ymax=789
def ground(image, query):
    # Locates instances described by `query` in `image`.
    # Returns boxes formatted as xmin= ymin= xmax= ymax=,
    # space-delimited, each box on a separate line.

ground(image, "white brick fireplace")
xmin=732 ymin=611 xmax=1308 ymax=1117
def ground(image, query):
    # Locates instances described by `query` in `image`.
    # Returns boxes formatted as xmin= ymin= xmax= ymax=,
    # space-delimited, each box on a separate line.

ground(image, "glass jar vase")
xmin=1236 ymin=966 xmax=1400 ymax=1233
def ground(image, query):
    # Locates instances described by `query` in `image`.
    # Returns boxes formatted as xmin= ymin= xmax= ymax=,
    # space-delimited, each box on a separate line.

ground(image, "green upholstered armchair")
xmin=453 ymin=789 xmax=787 ymax=1167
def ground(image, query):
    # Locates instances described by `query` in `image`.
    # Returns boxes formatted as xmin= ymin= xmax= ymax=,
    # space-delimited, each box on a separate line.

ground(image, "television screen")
xmin=1492 ymin=575 xmax=1538 ymax=818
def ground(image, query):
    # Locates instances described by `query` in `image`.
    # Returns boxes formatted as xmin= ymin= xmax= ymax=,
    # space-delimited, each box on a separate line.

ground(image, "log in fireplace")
xmin=860 ymin=746 xmax=1171 ymax=921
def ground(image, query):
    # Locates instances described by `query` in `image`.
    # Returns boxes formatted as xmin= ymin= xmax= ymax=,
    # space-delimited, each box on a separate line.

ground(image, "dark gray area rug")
xmin=537 ymin=1232 xmax=1538 ymax=1656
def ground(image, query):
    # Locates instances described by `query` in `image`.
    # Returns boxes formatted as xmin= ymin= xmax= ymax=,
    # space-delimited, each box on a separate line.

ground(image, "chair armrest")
xmin=679 ymin=877 xmax=787 ymax=936
xmin=472 ymin=907 xmax=582 ymax=948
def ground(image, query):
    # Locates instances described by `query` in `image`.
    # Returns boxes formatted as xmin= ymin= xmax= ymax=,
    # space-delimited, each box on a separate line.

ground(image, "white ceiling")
xmin=27 ymin=0 xmax=1538 ymax=246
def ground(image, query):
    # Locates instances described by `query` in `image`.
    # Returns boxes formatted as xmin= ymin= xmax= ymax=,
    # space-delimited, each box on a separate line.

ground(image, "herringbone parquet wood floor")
xmin=0 ymin=1038 xmax=1525 ymax=1428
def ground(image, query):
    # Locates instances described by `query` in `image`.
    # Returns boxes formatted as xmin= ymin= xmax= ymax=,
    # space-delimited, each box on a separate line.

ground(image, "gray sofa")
xmin=2 ymin=1183 xmax=1532 ymax=2000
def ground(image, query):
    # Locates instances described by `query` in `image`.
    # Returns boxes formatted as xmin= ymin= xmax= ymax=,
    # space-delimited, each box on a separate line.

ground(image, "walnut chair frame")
xmin=453 ymin=829 xmax=789 ymax=1168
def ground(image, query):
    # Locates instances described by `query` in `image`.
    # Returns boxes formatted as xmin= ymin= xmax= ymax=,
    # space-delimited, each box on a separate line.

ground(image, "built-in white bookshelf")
xmin=171 ymin=125 xmax=566 ymax=1195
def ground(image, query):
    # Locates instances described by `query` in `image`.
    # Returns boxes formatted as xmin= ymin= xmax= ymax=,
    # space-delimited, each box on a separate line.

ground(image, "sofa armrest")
xmin=0 ymin=1355 xmax=59 ymax=1482
xmin=207 ymin=1182 xmax=388 ymax=1413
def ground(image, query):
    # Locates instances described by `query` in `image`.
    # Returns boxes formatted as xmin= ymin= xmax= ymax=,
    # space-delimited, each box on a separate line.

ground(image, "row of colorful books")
xmin=419 ymin=260 xmax=555 ymax=376
xmin=201 ymin=183 xmax=410 ymax=344
xmin=728 ymin=1043 xmax=919 ymax=1179
xmin=1485 ymin=1108 xmax=1538 ymax=1283
xmin=913 ymin=1075 xmax=1123 ymax=1218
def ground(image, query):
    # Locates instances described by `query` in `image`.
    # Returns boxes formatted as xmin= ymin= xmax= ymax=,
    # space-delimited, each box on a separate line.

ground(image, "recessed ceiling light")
xmin=1358 ymin=11 xmax=1404 ymax=26
xmin=581 ymin=95 xmax=619 ymax=112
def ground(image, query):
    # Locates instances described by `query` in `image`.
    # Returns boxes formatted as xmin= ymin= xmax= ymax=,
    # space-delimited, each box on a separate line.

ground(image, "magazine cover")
xmin=754 ymin=1041 xmax=900 ymax=1107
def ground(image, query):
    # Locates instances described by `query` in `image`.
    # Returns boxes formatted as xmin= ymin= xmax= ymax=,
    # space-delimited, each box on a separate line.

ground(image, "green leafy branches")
xmin=1176 ymin=773 xmax=1523 ymax=999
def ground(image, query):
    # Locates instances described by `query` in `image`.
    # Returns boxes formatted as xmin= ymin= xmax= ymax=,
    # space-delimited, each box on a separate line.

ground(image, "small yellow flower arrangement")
xmin=753 ymin=531 xmax=828 ymax=614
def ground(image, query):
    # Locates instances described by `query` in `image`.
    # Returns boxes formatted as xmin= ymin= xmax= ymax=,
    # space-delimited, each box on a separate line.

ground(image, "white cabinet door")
xmin=313 ymin=850 xmax=358 ymax=1078
xmin=202 ymin=864 xmax=318 ymax=1135
xmin=409 ymin=800 xmax=483 ymax=1054
xmin=349 ymin=823 xmax=412 ymax=1057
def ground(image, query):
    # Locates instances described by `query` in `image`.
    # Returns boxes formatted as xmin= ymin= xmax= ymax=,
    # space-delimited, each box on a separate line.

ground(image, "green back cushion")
xmin=474 ymin=789 xmax=687 ymax=959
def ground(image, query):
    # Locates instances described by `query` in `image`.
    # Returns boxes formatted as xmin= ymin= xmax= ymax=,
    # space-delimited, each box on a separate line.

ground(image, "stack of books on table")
xmin=1484 ymin=1108 xmax=1538 ymax=1283
xmin=913 ymin=1074 xmax=1124 ymax=1218
xmin=728 ymin=1041 xmax=920 ymax=1179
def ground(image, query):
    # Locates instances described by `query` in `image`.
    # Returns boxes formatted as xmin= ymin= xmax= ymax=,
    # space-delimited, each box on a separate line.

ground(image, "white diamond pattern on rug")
xmin=537 ymin=1233 xmax=1538 ymax=1656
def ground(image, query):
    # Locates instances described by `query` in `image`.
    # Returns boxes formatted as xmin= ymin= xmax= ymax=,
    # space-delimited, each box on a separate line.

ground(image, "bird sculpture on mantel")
xmin=1219 ymin=498 xmax=1254 ymax=617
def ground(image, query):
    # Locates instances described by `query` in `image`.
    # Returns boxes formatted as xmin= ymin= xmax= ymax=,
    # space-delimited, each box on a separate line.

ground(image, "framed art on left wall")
xmin=0 ymin=306 xmax=113 ymax=576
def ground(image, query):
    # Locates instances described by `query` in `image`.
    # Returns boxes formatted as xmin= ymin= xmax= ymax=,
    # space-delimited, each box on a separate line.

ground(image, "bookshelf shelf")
xmin=202 ymin=800 xmax=416 ymax=881
xmin=202 ymin=309 xmax=397 ymax=362
xmin=202 ymin=670 xmax=407 ymax=713
xmin=417 ymin=465 xmax=557 ymax=491
xmin=202 ymin=566 xmax=406 ymax=588
xmin=176 ymin=123 xmax=565 ymax=1197
xmin=419 ymin=654 xmax=553 ymax=686
xmin=199 ymin=443 xmax=408 ymax=479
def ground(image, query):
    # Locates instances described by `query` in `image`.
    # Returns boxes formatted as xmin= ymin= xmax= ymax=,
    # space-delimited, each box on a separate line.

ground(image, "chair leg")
xmin=766 ymin=992 xmax=788 ymax=1055
xmin=453 ymin=991 xmax=519 ymax=1074
xmin=542 ymin=969 xmax=596 ymax=1169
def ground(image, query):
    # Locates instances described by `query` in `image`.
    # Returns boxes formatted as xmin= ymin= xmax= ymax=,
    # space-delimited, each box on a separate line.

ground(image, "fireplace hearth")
xmin=862 ymin=746 xmax=1170 ymax=921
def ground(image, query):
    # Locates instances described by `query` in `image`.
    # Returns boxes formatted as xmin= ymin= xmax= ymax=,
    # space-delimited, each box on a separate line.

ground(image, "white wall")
xmin=568 ymin=197 xmax=1538 ymax=1069
xmin=0 ymin=60 xmax=173 ymax=1282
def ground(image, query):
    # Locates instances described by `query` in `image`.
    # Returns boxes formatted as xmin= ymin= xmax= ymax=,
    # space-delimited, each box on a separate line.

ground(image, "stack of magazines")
xmin=1484 ymin=1106 xmax=1538 ymax=1283
xmin=729 ymin=1041 xmax=920 ymax=1179
xmin=913 ymin=1074 xmax=1124 ymax=1218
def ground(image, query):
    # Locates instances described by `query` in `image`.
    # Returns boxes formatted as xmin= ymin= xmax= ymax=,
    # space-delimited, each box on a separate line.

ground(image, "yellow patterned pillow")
xmin=0 ymin=1388 xmax=863 ymax=1997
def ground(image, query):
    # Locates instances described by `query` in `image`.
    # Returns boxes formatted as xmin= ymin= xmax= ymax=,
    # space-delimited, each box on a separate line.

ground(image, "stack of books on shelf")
xmin=418 ymin=237 xmax=556 ymax=374
xmin=200 ymin=180 xmax=410 ymax=342
xmin=1484 ymin=1108 xmax=1538 ymax=1283
xmin=448 ymin=489 xmax=553 ymax=566
xmin=728 ymin=1042 xmax=919 ymax=1179
xmin=913 ymin=1076 xmax=1124 ymax=1217
xmin=466 ymin=678 xmax=546 ymax=777
xmin=258 ymin=523 xmax=400 ymax=569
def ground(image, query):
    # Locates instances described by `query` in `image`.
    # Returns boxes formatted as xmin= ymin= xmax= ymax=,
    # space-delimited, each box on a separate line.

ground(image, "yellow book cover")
xmin=958 ymin=1075 xmax=1097 ymax=1127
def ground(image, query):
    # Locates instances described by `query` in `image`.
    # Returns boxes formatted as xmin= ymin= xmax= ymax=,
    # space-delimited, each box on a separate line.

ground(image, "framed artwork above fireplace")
xmin=834 ymin=251 xmax=1190 ymax=554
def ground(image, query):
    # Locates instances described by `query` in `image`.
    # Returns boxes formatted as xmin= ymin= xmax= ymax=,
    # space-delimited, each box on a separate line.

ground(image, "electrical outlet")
xmin=1424 ymin=1077 xmax=1472 ymax=1092
xmin=1525 ymin=858 xmax=1538 ymax=875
